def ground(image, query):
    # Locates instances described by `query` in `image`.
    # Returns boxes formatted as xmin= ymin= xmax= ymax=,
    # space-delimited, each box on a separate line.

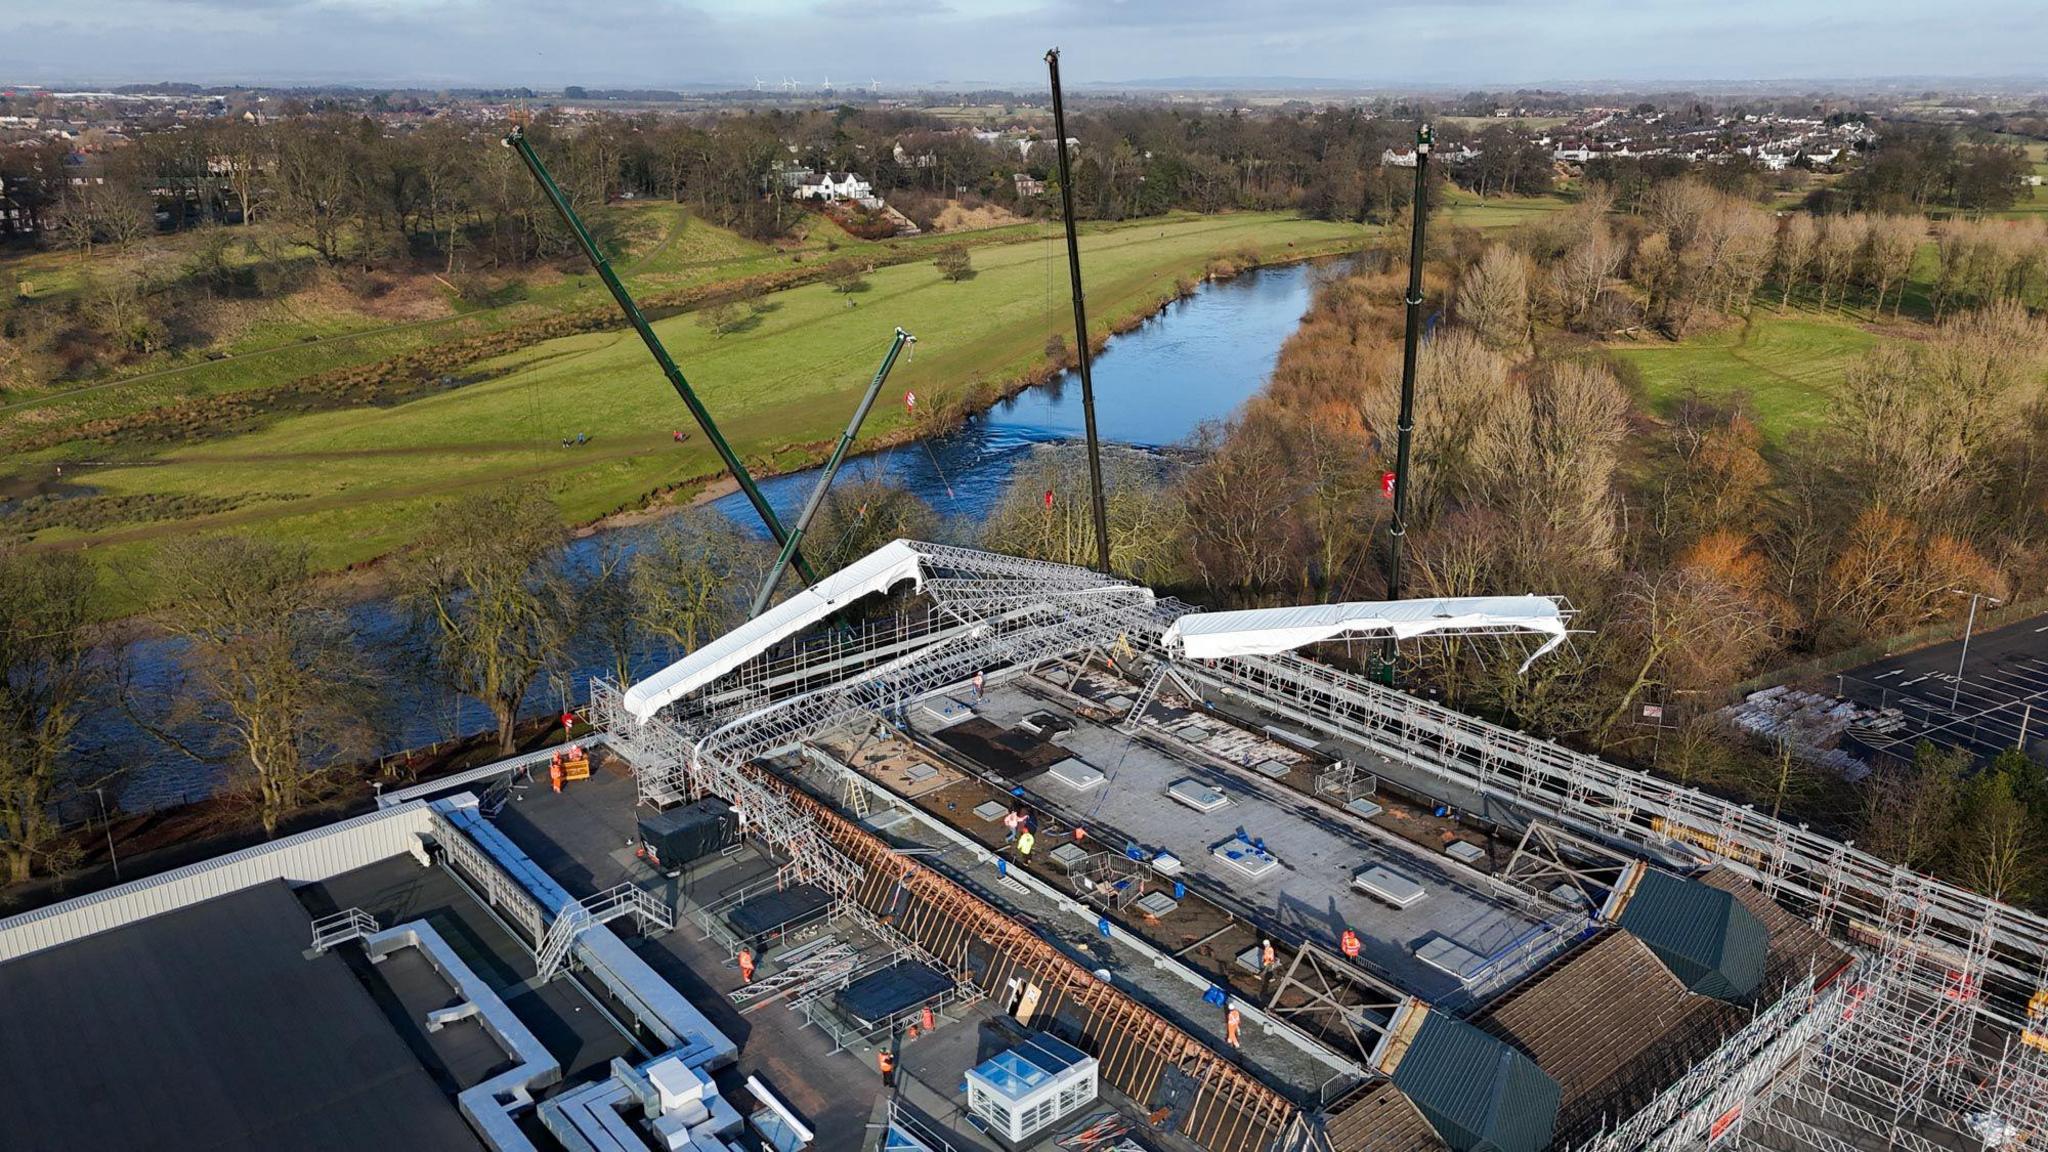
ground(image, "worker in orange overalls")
xmin=1260 ymin=938 xmax=1276 ymax=972
xmin=1340 ymin=929 xmax=1361 ymax=959
xmin=737 ymin=948 xmax=755 ymax=983
xmin=549 ymin=754 xmax=564 ymax=794
xmin=877 ymin=1048 xmax=897 ymax=1087
xmin=921 ymin=1006 xmax=936 ymax=1033
xmin=1225 ymin=1003 xmax=1242 ymax=1049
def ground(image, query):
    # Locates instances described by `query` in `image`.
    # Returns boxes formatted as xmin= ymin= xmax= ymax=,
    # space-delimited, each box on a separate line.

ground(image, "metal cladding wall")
xmin=0 ymin=801 xmax=434 ymax=962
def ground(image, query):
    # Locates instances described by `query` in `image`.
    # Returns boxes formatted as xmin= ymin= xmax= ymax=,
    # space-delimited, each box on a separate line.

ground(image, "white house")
xmin=1381 ymin=147 xmax=1417 ymax=168
xmin=795 ymin=171 xmax=872 ymax=201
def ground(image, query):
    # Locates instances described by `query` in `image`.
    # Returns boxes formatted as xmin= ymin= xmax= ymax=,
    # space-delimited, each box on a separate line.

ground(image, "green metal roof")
xmin=1391 ymin=1012 xmax=1561 ymax=1152
xmin=1618 ymin=868 xmax=1769 ymax=1002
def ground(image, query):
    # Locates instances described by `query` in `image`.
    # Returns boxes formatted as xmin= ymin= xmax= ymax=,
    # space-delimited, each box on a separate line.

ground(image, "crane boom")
xmin=749 ymin=328 xmax=914 ymax=617
xmin=502 ymin=125 xmax=815 ymax=583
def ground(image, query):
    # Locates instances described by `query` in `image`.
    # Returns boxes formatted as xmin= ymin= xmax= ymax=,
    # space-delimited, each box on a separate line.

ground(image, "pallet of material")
xmin=1346 ymin=797 xmax=1385 ymax=820
xmin=1354 ymin=866 xmax=1426 ymax=908
xmin=1168 ymin=779 xmax=1230 ymax=813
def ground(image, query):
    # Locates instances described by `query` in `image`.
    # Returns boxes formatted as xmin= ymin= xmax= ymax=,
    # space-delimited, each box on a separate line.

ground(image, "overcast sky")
xmin=4 ymin=0 xmax=2042 ymax=89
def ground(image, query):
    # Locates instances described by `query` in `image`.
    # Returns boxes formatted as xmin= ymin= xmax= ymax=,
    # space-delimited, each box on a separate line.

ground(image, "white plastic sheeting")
xmin=622 ymin=539 xmax=927 ymax=722
xmin=1162 ymin=596 xmax=1567 ymax=672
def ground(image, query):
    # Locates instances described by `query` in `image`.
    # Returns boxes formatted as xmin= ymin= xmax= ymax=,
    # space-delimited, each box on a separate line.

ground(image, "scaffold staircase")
xmin=535 ymin=881 xmax=675 ymax=980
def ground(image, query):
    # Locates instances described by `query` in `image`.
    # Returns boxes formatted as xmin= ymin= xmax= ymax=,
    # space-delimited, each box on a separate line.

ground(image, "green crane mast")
xmin=749 ymin=327 xmax=915 ymax=617
xmin=502 ymin=125 xmax=816 ymax=585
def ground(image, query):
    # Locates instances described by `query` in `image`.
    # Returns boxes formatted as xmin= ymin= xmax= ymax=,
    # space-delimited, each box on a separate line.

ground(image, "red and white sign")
xmin=904 ymin=390 xmax=917 ymax=411
xmin=1043 ymin=489 xmax=1055 ymax=510
xmin=1380 ymin=470 xmax=1397 ymax=498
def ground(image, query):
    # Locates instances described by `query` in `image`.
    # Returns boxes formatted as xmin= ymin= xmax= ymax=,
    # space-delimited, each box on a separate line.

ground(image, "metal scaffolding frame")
xmin=592 ymin=542 xmax=2048 ymax=1152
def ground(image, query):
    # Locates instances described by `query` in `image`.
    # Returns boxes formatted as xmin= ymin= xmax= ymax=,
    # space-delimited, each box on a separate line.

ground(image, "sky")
xmin=2 ymin=0 xmax=2043 ymax=90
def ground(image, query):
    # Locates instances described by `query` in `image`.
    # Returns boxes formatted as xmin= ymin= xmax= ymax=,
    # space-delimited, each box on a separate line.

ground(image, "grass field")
xmin=18 ymin=211 xmax=1371 ymax=614
xmin=1608 ymin=308 xmax=1880 ymax=438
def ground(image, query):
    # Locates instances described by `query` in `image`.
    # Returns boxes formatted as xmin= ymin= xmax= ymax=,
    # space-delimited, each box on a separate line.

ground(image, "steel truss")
xmin=1262 ymin=943 xmax=1407 ymax=1065
xmin=1501 ymin=820 xmax=1635 ymax=910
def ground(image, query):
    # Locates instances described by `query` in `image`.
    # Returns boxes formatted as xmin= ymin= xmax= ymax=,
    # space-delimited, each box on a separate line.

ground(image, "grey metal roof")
xmin=0 ymin=881 xmax=480 ymax=1152
xmin=1618 ymin=868 xmax=1769 ymax=1002
xmin=1391 ymin=1012 xmax=1561 ymax=1152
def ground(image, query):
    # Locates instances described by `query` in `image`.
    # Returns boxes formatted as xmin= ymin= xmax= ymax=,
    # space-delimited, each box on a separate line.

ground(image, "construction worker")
xmin=877 ymin=1048 xmax=896 ymax=1087
xmin=1225 ymin=1003 xmax=1242 ymax=1049
xmin=549 ymin=754 xmax=564 ymax=794
xmin=1340 ymin=929 xmax=1361 ymax=959
xmin=560 ymin=708 xmax=576 ymax=737
xmin=921 ymin=1006 xmax=936 ymax=1033
xmin=1260 ymin=938 xmax=1276 ymax=972
xmin=1017 ymin=828 xmax=1035 ymax=859
xmin=737 ymin=948 xmax=755 ymax=983
xmin=972 ymin=669 xmax=985 ymax=699
xmin=1003 ymin=806 xmax=1023 ymax=844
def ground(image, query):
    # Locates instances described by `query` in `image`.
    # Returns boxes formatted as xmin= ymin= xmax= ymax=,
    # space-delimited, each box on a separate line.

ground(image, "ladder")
xmin=1120 ymin=663 xmax=1170 ymax=734
xmin=731 ymin=940 xmax=861 ymax=1011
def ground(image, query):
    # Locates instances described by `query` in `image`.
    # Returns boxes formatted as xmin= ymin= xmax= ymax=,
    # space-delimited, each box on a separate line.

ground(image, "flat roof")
xmin=964 ymin=682 xmax=1556 ymax=1001
xmin=0 ymin=880 xmax=479 ymax=1152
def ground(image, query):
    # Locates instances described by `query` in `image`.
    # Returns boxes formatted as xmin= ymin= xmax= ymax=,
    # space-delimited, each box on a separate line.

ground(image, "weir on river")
xmin=86 ymin=258 xmax=1346 ymax=812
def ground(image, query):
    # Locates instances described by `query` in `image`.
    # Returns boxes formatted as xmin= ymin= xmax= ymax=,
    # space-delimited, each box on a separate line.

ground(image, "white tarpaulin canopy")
xmin=622 ymin=539 xmax=927 ymax=722
xmin=1161 ymin=596 xmax=1568 ymax=671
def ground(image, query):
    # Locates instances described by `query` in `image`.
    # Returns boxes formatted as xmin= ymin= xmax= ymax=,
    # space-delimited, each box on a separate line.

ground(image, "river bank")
xmin=54 ymin=256 xmax=1348 ymax=828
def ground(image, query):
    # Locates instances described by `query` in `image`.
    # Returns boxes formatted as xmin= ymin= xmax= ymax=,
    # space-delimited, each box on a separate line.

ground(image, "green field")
xmin=1608 ymin=309 xmax=1881 ymax=438
xmin=18 ymin=211 xmax=1369 ymax=614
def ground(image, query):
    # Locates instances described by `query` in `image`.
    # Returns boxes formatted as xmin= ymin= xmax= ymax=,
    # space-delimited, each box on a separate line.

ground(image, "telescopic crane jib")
xmin=502 ymin=125 xmax=816 ymax=585
xmin=1044 ymin=48 xmax=1116 ymax=578
xmin=1381 ymin=124 xmax=1431 ymax=682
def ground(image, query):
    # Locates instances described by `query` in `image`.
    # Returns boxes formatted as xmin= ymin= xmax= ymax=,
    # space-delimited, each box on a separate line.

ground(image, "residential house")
xmin=892 ymin=142 xmax=936 ymax=169
xmin=1012 ymin=172 xmax=1046 ymax=197
xmin=795 ymin=171 xmax=873 ymax=201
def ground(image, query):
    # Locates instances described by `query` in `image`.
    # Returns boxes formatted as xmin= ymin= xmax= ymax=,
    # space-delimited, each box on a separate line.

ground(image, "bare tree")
xmin=399 ymin=486 xmax=574 ymax=753
xmin=1454 ymin=243 xmax=1530 ymax=353
xmin=1863 ymin=214 xmax=1924 ymax=317
xmin=149 ymin=537 xmax=379 ymax=836
xmin=1774 ymin=213 xmax=1817 ymax=307
xmin=982 ymin=445 xmax=1186 ymax=586
xmin=1860 ymin=743 xmax=1965 ymax=873
xmin=0 ymin=550 xmax=99 ymax=882
xmin=1597 ymin=567 xmax=1773 ymax=744
xmin=629 ymin=511 xmax=768 ymax=651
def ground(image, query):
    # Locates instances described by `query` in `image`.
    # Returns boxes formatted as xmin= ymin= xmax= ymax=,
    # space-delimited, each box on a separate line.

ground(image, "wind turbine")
xmin=753 ymin=76 xmax=763 ymax=91
xmin=869 ymin=78 xmax=879 ymax=94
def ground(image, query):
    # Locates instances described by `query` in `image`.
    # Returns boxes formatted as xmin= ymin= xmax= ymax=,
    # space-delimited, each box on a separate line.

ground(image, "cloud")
xmin=1 ymin=0 xmax=2041 ymax=87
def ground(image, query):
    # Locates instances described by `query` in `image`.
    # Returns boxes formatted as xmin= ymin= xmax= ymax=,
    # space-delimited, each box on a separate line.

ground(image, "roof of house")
xmin=0 ymin=881 xmax=479 ymax=1152
xmin=1325 ymin=1081 xmax=1447 ymax=1152
xmin=1699 ymin=866 xmax=1851 ymax=994
xmin=1390 ymin=1012 xmax=1561 ymax=1152
xmin=1618 ymin=868 xmax=1769 ymax=1003
xmin=1473 ymin=929 xmax=1736 ymax=1144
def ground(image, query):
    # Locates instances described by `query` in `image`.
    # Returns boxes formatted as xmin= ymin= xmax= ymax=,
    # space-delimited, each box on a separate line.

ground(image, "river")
xmin=84 ymin=257 xmax=1342 ymax=814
